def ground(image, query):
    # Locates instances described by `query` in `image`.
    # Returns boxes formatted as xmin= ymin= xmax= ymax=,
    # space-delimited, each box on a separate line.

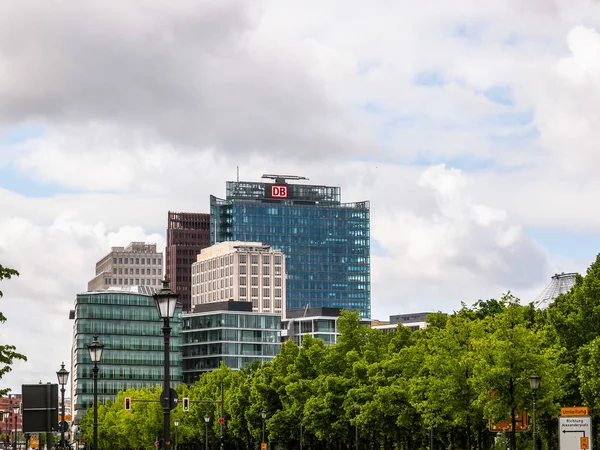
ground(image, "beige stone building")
xmin=191 ymin=241 xmax=286 ymax=316
xmin=87 ymin=242 xmax=163 ymax=291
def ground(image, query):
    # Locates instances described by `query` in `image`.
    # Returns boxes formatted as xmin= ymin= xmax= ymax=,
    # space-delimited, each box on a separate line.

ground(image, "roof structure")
xmin=534 ymin=272 xmax=577 ymax=309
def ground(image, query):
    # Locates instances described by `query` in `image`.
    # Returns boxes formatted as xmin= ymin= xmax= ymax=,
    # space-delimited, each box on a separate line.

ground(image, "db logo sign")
xmin=271 ymin=185 xmax=288 ymax=198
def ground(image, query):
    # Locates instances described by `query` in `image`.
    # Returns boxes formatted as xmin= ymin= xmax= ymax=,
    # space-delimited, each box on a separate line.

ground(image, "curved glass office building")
xmin=70 ymin=286 xmax=182 ymax=424
xmin=210 ymin=176 xmax=370 ymax=318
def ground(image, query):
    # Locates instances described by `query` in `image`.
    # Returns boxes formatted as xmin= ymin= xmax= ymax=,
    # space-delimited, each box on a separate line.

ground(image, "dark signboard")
xmin=22 ymin=384 xmax=58 ymax=433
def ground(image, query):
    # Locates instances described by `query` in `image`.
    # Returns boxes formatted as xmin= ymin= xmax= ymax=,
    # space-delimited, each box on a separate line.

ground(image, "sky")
xmin=2 ymin=0 xmax=600 ymax=394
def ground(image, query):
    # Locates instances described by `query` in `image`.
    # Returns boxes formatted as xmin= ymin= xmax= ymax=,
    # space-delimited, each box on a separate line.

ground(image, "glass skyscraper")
xmin=210 ymin=176 xmax=370 ymax=318
xmin=71 ymin=286 xmax=182 ymax=424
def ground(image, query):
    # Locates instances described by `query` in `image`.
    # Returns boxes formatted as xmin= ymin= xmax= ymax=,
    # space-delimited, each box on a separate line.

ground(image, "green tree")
xmin=471 ymin=296 xmax=567 ymax=450
xmin=0 ymin=264 xmax=27 ymax=396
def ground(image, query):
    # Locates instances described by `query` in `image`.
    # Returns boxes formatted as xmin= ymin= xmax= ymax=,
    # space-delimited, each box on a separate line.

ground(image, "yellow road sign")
xmin=561 ymin=407 xmax=589 ymax=417
xmin=58 ymin=415 xmax=72 ymax=421
xmin=581 ymin=436 xmax=589 ymax=449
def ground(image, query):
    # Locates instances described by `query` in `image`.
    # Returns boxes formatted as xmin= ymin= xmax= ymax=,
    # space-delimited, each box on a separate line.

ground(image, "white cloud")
xmin=3 ymin=0 xmax=600 ymax=393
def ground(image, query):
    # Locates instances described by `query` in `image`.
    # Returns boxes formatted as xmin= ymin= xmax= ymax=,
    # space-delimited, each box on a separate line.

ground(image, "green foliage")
xmin=77 ymin=254 xmax=600 ymax=449
xmin=0 ymin=264 xmax=27 ymax=397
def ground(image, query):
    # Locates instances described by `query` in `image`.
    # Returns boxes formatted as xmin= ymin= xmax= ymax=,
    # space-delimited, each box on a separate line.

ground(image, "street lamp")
xmin=529 ymin=372 xmax=541 ymax=450
xmin=153 ymin=278 xmax=179 ymax=450
xmin=88 ymin=335 xmax=104 ymax=450
xmin=173 ymin=421 xmax=178 ymax=450
xmin=204 ymin=415 xmax=210 ymax=450
xmin=2 ymin=411 xmax=9 ymax=448
xmin=261 ymin=410 xmax=266 ymax=445
xmin=13 ymin=403 xmax=19 ymax=450
xmin=57 ymin=362 xmax=70 ymax=450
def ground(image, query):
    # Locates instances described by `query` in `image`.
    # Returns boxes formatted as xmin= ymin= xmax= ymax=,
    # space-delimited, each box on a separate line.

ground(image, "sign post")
xmin=559 ymin=416 xmax=592 ymax=450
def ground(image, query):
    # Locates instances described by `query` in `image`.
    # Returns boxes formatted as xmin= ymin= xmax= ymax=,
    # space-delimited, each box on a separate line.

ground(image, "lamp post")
xmin=261 ymin=410 xmax=266 ymax=445
xmin=88 ymin=336 xmax=104 ymax=450
xmin=13 ymin=403 xmax=19 ymax=450
xmin=153 ymin=278 xmax=179 ymax=450
xmin=204 ymin=415 xmax=210 ymax=450
xmin=3 ymin=411 xmax=9 ymax=448
xmin=56 ymin=362 xmax=70 ymax=450
xmin=529 ymin=373 xmax=541 ymax=450
xmin=173 ymin=421 xmax=178 ymax=450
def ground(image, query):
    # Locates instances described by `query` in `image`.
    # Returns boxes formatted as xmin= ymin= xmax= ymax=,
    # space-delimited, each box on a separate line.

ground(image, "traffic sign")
xmin=562 ymin=407 xmax=590 ymax=417
xmin=582 ymin=437 xmax=590 ymax=449
xmin=219 ymin=417 xmax=225 ymax=425
xmin=154 ymin=441 xmax=159 ymax=447
xmin=559 ymin=416 xmax=593 ymax=450
xmin=261 ymin=443 xmax=267 ymax=450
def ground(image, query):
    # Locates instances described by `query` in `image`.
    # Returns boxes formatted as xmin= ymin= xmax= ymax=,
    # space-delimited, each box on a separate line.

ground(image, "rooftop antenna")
xmin=261 ymin=174 xmax=309 ymax=184
xmin=237 ymin=166 xmax=239 ymax=182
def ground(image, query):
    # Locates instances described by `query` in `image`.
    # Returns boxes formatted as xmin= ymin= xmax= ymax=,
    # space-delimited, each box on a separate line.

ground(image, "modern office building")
xmin=281 ymin=307 xmax=372 ymax=346
xmin=191 ymin=241 xmax=286 ymax=315
xmin=371 ymin=312 xmax=434 ymax=333
xmin=166 ymin=212 xmax=211 ymax=312
xmin=181 ymin=301 xmax=281 ymax=383
xmin=87 ymin=242 xmax=163 ymax=291
xmin=69 ymin=286 xmax=182 ymax=424
xmin=210 ymin=174 xmax=371 ymax=318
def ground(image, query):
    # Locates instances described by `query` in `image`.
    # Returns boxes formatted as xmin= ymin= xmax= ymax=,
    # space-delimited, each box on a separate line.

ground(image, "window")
xmin=136 ymin=258 xmax=139 ymax=264
xmin=112 ymin=268 xmax=117 ymax=274
xmin=119 ymin=268 xmax=123 ymax=274
xmin=153 ymin=258 xmax=156 ymax=265
xmin=263 ymin=266 xmax=270 ymax=275
xmin=135 ymin=279 xmax=139 ymax=285
xmin=153 ymin=279 xmax=157 ymax=285
xmin=275 ymin=266 xmax=281 ymax=275
xmin=124 ymin=268 xmax=128 ymax=275
xmin=251 ymin=266 xmax=259 ymax=275
xmin=263 ymin=287 xmax=270 ymax=297
xmin=130 ymin=258 xmax=134 ymax=264
xmin=251 ymin=255 xmax=259 ymax=264
xmin=113 ymin=258 xmax=117 ymax=264
xmin=251 ymin=277 xmax=258 ymax=286
xmin=274 ymin=299 xmax=282 ymax=309
xmin=274 ymin=255 xmax=282 ymax=265
xmin=153 ymin=268 xmax=157 ymax=275
xmin=141 ymin=258 xmax=145 ymax=265
xmin=252 ymin=298 xmax=258 ymax=309
xmin=119 ymin=258 xmax=123 ymax=264
xmin=275 ymin=288 xmax=282 ymax=298
xmin=263 ymin=277 xmax=270 ymax=286
xmin=274 ymin=277 xmax=282 ymax=287
xmin=251 ymin=287 xmax=258 ymax=297
xmin=141 ymin=268 xmax=145 ymax=275
xmin=130 ymin=279 xmax=133 ymax=285
xmin=239 ymin=287 xmax=247 ymax=297
xmin=158 ymin=258 xmax=162 ymax=265
xmin=113 ymin=278 xmax=117 ymax=284
xmin=240 ymin=276 xmax=246 ymax=286
xmin=240 ymin=265 xmax=247 ymax=275
xmin=124 ymin=279 xmax=129 ymax=285
xmin=147 ymin=258 xmax=151 ymax=264
xmin=263 ymin=255 xmax=270 ymax=264
xmin=136 ymin=268 xmax=139 ymax=274
xmin=263 ymin=298 xmax=270 ymax=309
xmin=158 ymin=268 xmax=162 ymax=275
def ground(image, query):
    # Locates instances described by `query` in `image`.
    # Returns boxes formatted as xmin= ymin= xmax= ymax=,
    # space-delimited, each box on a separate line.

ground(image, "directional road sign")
xmin=559 ymin=416 xmax=593 ymax=450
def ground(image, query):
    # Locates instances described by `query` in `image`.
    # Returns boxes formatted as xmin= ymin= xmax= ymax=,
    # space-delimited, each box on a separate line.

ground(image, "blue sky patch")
xmin=452 ymin=23 xmax=484 ymax=44
xmin=526 ymin=227 xmax=600 ymax=262
xmin=1 ymin=124 xmax=45 ymax=146
xmin=414 ymin=71 xmax=447 ymax=87
xmin=0 ymin=165 xmax=74 ymax=198
xmin=482 ymin=86 xmax=514 ymax=106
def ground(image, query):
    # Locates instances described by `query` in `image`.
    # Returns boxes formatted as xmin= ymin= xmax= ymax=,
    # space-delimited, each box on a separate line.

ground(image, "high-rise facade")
xmin=210 ymin=175 xmax=371 ymax=318
xmin=165 ymin=212 xmax=211 ymax=311
xmin=182 ymin=300 xmax=281 ymax=383
xmin=87 ymin=242 xmax=163 ymax=291
xmin=191 ymin=241 xmax=286 ymax=315
xmin=70 ymin=286 xmax=182 ymax=424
